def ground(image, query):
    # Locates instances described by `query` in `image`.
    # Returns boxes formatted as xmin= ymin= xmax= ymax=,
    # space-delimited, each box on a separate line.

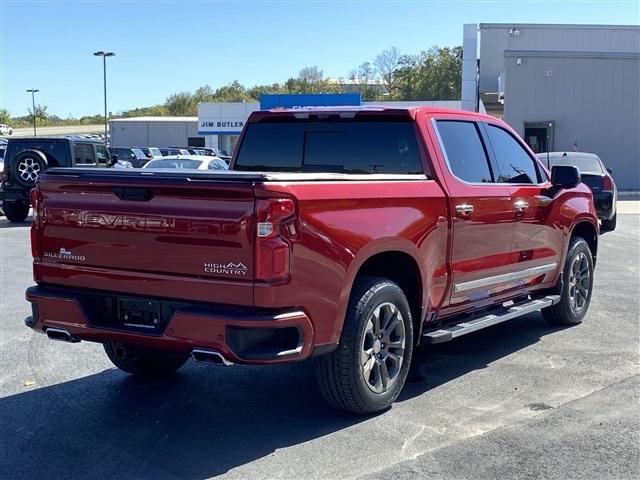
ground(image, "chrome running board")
xmin=422 ymin=295 xmax=561 ymax=344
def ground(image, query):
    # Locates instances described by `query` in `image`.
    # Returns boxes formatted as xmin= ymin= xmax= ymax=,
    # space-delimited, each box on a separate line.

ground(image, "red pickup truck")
xmin=26 ymin=107 xmax=599 ymax=414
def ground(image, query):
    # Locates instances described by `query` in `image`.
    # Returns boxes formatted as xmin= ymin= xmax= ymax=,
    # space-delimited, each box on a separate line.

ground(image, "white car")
xmin=0 ymin=124 xmax=13 ymax=136
xmin=143 ymin=155 xmax=228 ymax=170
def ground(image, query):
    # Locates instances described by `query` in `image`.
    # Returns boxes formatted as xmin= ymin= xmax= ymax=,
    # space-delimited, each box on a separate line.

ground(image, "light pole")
xmin=26 ymin=89 xmax=39 ymax=136
xmin=93 ymin=51 xmax=115 ymax=145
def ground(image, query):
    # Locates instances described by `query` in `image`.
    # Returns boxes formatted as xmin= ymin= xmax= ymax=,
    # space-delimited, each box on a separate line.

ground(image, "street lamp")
xmin=93 ymin=51 xmax=115 ymax=145
xmin=26 ymin=89 xmax=39 ymax=136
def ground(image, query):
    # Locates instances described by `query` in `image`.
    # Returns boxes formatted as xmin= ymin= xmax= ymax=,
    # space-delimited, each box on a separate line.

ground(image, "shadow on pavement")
xmin=0 ymin=312 xmax=562 ymax=479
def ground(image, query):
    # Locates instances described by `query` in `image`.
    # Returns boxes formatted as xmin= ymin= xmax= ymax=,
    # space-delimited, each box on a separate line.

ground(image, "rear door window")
xmin=435 ymin=120 xmax=493 ymax=183
xmin=15 ymin=140 xmax=69 ymax=166
xmin=484 ymin=125 xmax=540 ymax=184
xmin=74 ymin=144 xmax=96 ymax=164
xmin=234 ymin=120 xmax=423 ymax=174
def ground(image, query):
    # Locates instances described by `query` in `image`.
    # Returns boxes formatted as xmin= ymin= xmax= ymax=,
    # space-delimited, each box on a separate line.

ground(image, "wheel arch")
xmin=337 ymin=241 xmax=425 ymax=346
xmin=570 ymin=219 xmax=598 ymax=264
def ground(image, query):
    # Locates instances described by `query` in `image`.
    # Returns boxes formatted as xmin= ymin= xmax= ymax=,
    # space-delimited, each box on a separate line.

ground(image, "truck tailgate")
xmin=36 ymin=170 xmax=257 ymax=303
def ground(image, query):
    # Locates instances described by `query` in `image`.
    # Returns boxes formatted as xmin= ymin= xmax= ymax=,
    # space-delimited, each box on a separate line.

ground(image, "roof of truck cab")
xmin=248 ymin=105 xmax=495 ymax=122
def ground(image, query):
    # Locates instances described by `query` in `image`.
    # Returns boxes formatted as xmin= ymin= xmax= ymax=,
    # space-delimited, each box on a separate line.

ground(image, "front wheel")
xmin=104 ymin=342 xmax=188 ymax=377
xmin=543 ymin=236 xmax=594 ymax=325
xmin=315 ymin=277 xmax=413 ymax=414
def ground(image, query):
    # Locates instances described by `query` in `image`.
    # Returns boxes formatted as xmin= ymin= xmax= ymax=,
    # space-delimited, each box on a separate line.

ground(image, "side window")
xmin=95 ymin=145 xmax=109 ymax=164
xmin=484 ymin=125 xmax=539 ymax=184
xmin=74 ymin=144 xmax=96 ymax=164
xmin=436 ymin=120 xmax=493 ymax=183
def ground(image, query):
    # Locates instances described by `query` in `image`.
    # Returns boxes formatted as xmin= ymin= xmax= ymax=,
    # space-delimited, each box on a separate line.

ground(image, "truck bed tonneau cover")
xmin=42 ymin=168 xmax=428 ymax=183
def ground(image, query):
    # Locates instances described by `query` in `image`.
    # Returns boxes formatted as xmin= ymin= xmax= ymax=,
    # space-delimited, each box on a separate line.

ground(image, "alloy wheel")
xmin=17 ymin=157 xmax=41 ymax=183
xmin=568 ymin=251 xmax=590 ymax=313
xmin=360 ymin=302 xmax=406 ymax=394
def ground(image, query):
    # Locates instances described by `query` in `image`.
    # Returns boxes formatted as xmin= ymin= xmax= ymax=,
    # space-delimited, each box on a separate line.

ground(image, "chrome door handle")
xmin=455 ymin=203 xmax=474 ymax=217
xmin=513 ymin=200 xmax=529 ymax=213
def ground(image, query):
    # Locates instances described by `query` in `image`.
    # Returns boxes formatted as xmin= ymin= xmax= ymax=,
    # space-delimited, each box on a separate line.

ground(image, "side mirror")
xmin=551 ymin=165 xmax=581 ymax=190
xmin=606 ymin=167 xmax=613 ymax=174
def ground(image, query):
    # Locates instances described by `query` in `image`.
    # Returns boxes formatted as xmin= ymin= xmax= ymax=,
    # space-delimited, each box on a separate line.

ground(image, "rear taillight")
xmin=0 ymin=170 xmax=7 ymax=183
xmin=602 ymin=174 xmax=614 ymax=191
xmin=255 ymin=198 xmax=296 ymax=282
xmin=30 ymin=188 xmax=42 ymax=259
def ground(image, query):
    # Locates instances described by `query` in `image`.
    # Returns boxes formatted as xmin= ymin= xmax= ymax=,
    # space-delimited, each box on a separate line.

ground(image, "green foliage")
xmin=27 ymin=104 xmax=49 ymax=122
xmin=393 ymin=46 xmax=462 ymax=101
xmin=165 ymin=92 xmax=197 ymax=116
xmin=0 ymin=108 xmax=10 ymax=124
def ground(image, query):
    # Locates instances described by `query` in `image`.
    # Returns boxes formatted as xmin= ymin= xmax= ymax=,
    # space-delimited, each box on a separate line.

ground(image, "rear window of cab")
xmin=234 ymin=120 xmax=423 ymax=175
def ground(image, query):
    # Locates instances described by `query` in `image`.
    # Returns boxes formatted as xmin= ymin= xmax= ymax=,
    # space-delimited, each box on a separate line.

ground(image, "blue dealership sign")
xmin=260 ymin=93 xmax=361 ymax=109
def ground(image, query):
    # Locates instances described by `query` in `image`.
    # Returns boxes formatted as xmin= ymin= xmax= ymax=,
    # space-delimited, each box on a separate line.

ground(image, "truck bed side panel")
xmin=254 ymin=180 xmax=448 ymax=345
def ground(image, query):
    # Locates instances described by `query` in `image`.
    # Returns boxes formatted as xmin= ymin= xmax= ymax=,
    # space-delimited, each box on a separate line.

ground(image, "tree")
xmin=213 ymin=80 xmax=253 ymax=102
xmin=374 ymin=47 xmax=401 ymax=95
xmin=391 ymin=46 xmax=462 ymax=101
xmin=193 ymin=85 xmax=216 ymax=104
xmin=0 ymin=108 xmax=10 ymax=124
xmin=246 ymin=83 xmax=288 ymax=101
xmin=165 ymin=92 xmax=196 ymax=116
xmin=284 ymin=66 xmax=340 ymax=94
xmin=28 ymin=104 xmax=49 ymax=123
xmin=348 ymin=62 xmax=379 ymax=101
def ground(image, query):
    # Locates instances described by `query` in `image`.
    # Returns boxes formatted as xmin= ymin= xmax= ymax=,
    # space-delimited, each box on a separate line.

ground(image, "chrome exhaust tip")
xmin=191 ymin=348 xmax=233 ymax=366
xmin=45 ymin=327 xmax=80 ymax=343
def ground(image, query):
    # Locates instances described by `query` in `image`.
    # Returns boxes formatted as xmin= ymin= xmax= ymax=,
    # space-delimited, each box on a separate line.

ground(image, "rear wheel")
xmin=3 ymin=201 xmax=30 ymax=222
xmin=315 ymin=277 xmax=413 ymax=414
xmin=543 ymin=237 xmax=594 ymax=326
xmin=104 ymin=342 xmax=188 ymax=377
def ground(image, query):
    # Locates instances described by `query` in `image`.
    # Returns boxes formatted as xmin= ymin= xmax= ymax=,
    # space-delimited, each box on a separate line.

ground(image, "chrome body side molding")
xmin=454 ymin=263 xmax=558 ymax=293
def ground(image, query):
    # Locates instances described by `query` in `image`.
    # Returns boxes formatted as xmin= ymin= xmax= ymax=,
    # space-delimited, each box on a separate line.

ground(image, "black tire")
xmin=601 ymin=213 xmax=617 ymax=233
xmin=104 ymin=342 xmax=188 ymax=377
xmin=315 ymin=277 xmax=414 ymax=415
xmin=542 ymin=237 xmax=594 ymax=326
xmin=3 ymin=201 xmax=30 ymax=222
xmin=12 ymin=149 xmax=48 ymax=188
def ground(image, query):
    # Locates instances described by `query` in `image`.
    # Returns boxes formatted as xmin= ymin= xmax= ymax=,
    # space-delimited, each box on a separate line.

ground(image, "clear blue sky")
xmin=1 ymin=0 xmax=638 ymax=117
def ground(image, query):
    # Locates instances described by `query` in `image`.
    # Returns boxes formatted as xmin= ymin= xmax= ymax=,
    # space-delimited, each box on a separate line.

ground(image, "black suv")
xmin=1 ymin=137 xmax=112 ymax=222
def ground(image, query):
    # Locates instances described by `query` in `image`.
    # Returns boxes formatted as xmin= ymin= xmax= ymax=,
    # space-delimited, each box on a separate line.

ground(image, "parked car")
xmin=138 ymin=147 xmax=163 ymax=159
xmin=109 ymin=147 xmax=149 ymax=168
xmin=25 ymin=106 xmax=599 ymax=414
xmin=538 ymin=151 xmax=617 ymax=232
xmin=188 ymin=147 xmax=232 ymax=162
xmin=0 ymin=136 xmax=112 ymax=222
xmin=0 ymin=124 xmax=13 ymax=136
xmin=159 ymin=147 xmax=191 ymax=157
xmin=143 ymin=155 xmax=228 ymax=170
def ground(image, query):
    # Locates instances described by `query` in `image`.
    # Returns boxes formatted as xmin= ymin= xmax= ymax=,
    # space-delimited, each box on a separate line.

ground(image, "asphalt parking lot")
xmin=1 ymin=211 xmax=638 ymax=480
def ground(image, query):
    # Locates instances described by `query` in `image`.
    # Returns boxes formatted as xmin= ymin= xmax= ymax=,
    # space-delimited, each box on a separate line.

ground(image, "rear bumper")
xmin=593 ymin=191 xmax=615 ymax=220
xmin=0 ymin=187 xmax=29 ymax=204
xmin=25 ymin=285 xmax=318 ymax=364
